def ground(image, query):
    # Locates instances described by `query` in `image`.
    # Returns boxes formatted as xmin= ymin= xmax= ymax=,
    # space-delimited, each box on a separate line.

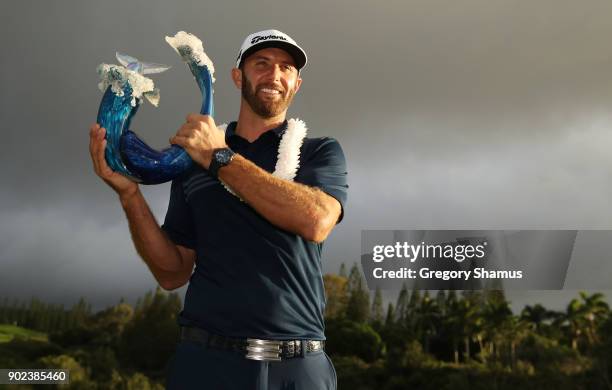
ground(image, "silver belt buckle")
xmin=307 ymin=340 xmax=321 ymax=352
xmin=245 ymin=338 xmax=282 ymax=361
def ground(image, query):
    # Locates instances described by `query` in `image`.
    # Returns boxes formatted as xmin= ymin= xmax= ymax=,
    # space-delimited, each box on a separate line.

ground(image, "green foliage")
xmin=0 ymin=338 xmax=63 ymax=368
xmin=0 ymin=297 xmax=92 ymax=335
xmin=517 ymin=333 xmax=582 ymax=373
xmin=331 ymin=355 xmax=384 ymax=390
xmin=398 ymin=339 xmax=437 ymax=369
xmin=320 ymin=273 xmax=612 ymax=388
xmin=346 ymin=287 xmax=370 ymax=323
xmin=371 ymin=287 xmax=384 ymax=327
xmin=120 ymin=372 xmax=165 ymax=390
xmin=88 ymin=347 xmax=119 ymax=382
xmin=323 ymin=273 xmax=349 ymax=319
xmin=326 ymin=319 xmax=384 ymax=362
xmin=39 ymin=354 xmax=88 ymax=383
xmin=1 ymin=277 xmax=611 ymax=389
xmin=345 ymin=263 xmax=370 ymax=322
xmin=395 ymin=284 xmax=409 ymax=324
xmin=592 ymin=315 xmax=612 ymax=386
xmin=0 ymin=291 xmax=171 ymax=388
xmin=384 ymin=303 xmax=395 ymax=328
xmin=49 ymin=324 xmax=97 ymax=348
xmin=118 ymin=287 xmax=181 ymax=376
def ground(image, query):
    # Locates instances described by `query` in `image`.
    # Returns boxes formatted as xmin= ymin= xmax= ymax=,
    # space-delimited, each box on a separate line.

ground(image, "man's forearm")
xmin=119 ymin=190 xmax=188 ymax=279
xmin=218 ymin=154 xmax=339 ymax=242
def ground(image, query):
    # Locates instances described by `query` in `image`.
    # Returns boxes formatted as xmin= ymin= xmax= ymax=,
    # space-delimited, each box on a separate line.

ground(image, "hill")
xmin=0 ymin=324 xmax=48 ymax=343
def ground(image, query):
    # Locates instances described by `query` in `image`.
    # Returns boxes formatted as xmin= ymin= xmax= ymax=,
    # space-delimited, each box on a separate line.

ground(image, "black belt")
xmin=180 ymin=326 xmax=325 ymax=361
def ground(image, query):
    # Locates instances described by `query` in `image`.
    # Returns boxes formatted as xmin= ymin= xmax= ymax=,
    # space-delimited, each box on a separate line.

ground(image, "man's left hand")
xmin=170 ymin=113 xmax=227 ymax=169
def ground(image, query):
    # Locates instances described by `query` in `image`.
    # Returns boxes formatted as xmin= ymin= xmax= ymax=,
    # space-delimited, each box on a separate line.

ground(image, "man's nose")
xmin=264 ymin=64 xmax=283 ymax=81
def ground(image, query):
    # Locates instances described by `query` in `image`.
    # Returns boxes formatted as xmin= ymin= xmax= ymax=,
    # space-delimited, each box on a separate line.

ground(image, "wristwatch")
xmin=208 ymin=147 xmax=235 ymax=178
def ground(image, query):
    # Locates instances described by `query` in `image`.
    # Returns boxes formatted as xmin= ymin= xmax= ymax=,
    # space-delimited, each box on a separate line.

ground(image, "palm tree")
xmin=556 ymin=292 xmax=610 ymax=352
xmin=520 ymin=303 xmax=556 ymax=333
xmin=443 ymin=291 xmax=462 ymax=363
xmin=563 ymin=298 xmax=585 ymax=351
xmin=578 ymin=292 xmax=609 ymax=347
xmin=461 ymin=298 xmax=480 ymax=362
xmin=481 ymin=296 xmax=512 ymax=362
xmin=504 ymin=316 xmax=531 ymax=369
xmin=444 ymin=293 xmax=478 ymax=364
xmin=461 ymin=291 xmax=486 ymax=359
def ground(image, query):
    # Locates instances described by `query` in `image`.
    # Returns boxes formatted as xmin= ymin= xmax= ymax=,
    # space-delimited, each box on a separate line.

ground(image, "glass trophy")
xmin=95 ymin=31 xmax=215 ymax=184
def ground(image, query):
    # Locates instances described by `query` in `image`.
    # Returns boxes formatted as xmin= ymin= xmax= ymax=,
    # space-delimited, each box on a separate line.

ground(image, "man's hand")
xmin=170 ymin=114 xmax=228 ymax=169
xmin=89 ymin=123 xmax=139 ymax=201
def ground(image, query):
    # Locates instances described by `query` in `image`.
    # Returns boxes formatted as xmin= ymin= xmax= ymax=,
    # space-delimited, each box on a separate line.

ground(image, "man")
xmin=89 ymin=29 xmax=347 ymax=389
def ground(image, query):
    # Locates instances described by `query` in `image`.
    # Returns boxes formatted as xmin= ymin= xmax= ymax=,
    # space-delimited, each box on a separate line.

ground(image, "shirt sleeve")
xmin=161 ymin=177 xmax=196 ymax=249
xmin=295 ymin=137 xmax=349 ymax=223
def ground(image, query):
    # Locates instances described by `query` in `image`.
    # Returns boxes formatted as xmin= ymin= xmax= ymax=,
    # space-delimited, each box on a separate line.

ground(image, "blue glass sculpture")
xmin=96 ymin=31 xmax=215 ymax=185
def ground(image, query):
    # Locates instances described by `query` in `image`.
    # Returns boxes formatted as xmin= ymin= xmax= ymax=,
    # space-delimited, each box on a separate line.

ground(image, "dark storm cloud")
xmin=1 ymin=0 xmax=611 ymax=309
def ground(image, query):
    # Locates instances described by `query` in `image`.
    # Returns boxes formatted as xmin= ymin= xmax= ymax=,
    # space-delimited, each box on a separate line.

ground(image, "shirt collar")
xmin=225 ymin=120 xmax=288 ymax=141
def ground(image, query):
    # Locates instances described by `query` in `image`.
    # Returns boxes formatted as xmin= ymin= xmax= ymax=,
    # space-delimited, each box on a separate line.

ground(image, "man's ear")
xmin=231 ymin=68 xmax=242 ymax=89
xmin=294 ymin=76 xmax=303 ymax=94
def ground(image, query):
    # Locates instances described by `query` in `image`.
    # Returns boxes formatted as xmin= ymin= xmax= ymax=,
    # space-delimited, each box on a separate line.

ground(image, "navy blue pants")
xmin=166 ymin=340 xmax=337 ymax=390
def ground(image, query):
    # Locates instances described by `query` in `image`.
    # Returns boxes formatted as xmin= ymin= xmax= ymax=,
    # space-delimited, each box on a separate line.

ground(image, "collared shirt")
xmin=161 ymin=120 xmax=348 ymax=340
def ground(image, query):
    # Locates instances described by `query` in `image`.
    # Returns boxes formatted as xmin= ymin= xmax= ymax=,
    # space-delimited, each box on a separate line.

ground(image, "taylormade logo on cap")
xmin=235 ymin=29 xmax=307 ymax=71
xmin=251 ymin=34 xmax=288 ymax=44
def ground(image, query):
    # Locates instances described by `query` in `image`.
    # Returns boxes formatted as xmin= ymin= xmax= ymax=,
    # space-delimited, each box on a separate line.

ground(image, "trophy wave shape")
xmin=96 ymin=31 xmax=215 ymax=185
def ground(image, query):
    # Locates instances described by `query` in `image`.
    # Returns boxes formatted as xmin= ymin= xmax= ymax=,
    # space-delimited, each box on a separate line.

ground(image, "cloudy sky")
xmin=1 ymin=0 xmax=612 ymax=312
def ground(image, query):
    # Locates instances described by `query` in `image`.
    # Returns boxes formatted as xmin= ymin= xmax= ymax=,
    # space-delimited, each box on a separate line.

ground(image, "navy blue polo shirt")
xmin=161 ymin=120 xmax=348 ymax=340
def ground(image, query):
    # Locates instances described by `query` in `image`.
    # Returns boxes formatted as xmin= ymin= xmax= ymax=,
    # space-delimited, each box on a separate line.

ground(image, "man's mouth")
xmin=258 ymin=87 xmax=283 ymax=96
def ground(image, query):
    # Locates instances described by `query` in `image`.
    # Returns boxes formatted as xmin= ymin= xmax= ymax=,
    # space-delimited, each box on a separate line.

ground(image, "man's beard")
xmin=241 ymin=70 xmax=296 ymax=118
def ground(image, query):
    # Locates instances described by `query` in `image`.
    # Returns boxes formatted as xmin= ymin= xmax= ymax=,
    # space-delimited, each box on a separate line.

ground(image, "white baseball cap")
xmin=235 ymin=29 xmax=307 ymax=71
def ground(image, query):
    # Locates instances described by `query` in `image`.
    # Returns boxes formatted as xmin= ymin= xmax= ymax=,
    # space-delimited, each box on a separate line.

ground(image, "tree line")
xmin=0 ymin=288 xmax=181 ymax=389
xmin=323 ymin=263 xmax=612 ymax=389
xmin=1 ymin=263 xmax=612 ymax=389
xmin=0 ymin=297 xmax=92 ymax=334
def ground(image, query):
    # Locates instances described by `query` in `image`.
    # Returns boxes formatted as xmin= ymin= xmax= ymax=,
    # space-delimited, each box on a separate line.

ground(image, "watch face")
xmin=215 ymin=148 xmax=234 ymax=164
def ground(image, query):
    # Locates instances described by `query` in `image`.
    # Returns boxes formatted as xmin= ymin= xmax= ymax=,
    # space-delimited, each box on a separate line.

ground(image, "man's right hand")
xmin=89 ymin=123 xmax=139 ymax=201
